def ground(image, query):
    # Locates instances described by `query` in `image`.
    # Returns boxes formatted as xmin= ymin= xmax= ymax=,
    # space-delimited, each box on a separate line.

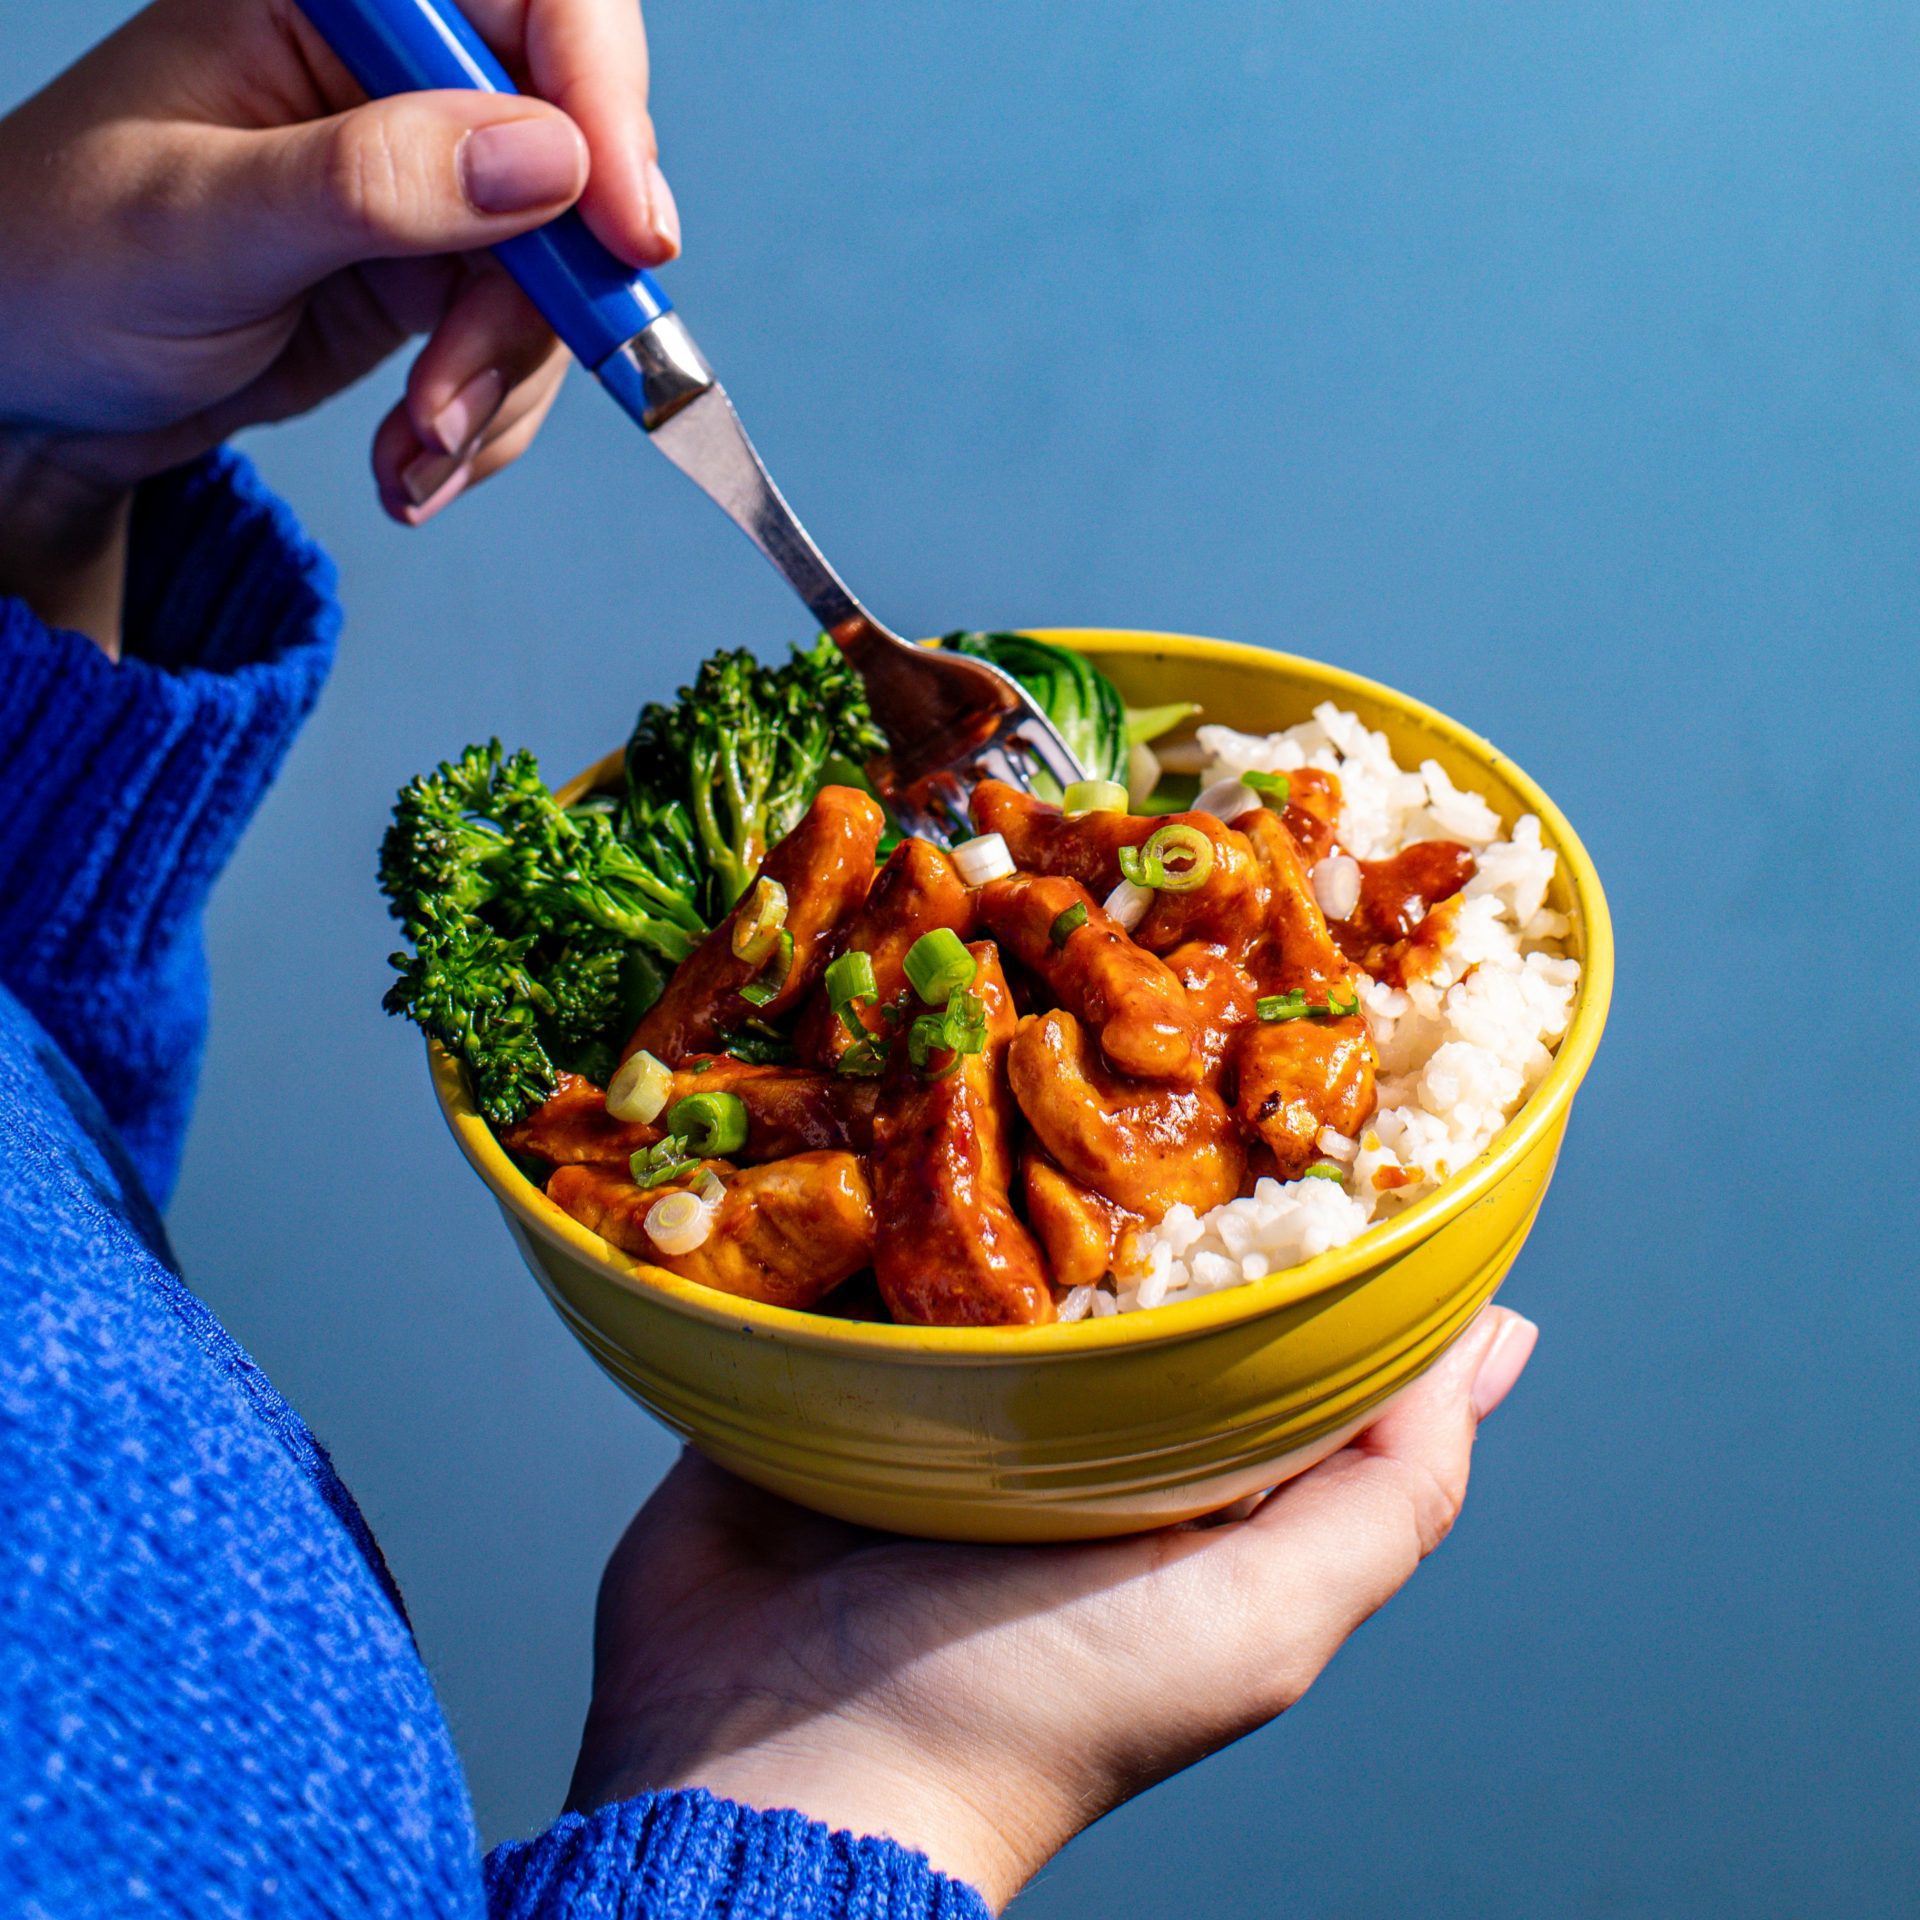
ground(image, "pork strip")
xmin=979 ymin=872 xmax=1198 ymax=1082
xmin=546 ymin=1151 xmax=875 ymax=1311
xmin=623 ymin=786 xmax=884 ymax=1064
xmin=870 ymin=944 xmax=1053 ymax=1326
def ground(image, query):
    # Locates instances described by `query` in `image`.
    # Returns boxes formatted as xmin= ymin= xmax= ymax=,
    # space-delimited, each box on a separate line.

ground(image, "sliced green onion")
xmin=695 ymin=1168 xmax=728 ymax=1210
xmin=1301 ymin=1162 xmax=1346 ymax=1182
xmin=1116 ymin=843 xmax=1151 ymax=887
xmin=1241 ymin=770 xmax=1292 ymax=806
xmin=1256 ymin=988 xmax=1312 ymax=1023
xmin=1143 ymin=822 xmax=1214 ymax=893
xmin=1050 ymin=900 xmax=1090 ymax=948
xmin=836 ymin=1033 xmax=889 ymax=1078
xmin=1124 ymin=699 xmax=1202 ymax=746
xmin=666 ymin=1091 xmax=749 ymax=1157
xmin=903 ymin=928 xmax=977 ymax=1005
xmin=1103 ymin=878 xmax=1153 ymax=932
xmin=729 ymin=876 xmax=790 ymax=965
xmin=737 ymin=927 xmax=794 ymax=1007
xmin=645 ymin=1188 xmax=713 ymax=1255
xmin=825 ymin=949 xmax=878 ymax=1010
xmin=605 ymin=1049 xmax=672 ymax=1124
xmin=1062 ymin=778 xmax=1128 ymax=819
xmin=1257 ymin=984 xmax=1361 ymax=1024
xmin=908 ymin=987 xmax=988 ymax=1077
xmin=631 ymin=1141 xmax=700 ymax=1189
xmin=952 ymin=832 xmax=1014 ymax=887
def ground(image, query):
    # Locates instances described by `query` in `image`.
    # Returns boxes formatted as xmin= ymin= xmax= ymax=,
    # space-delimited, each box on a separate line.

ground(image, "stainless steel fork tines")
xmin=613 ymin=315 xmax=1088 ymax=845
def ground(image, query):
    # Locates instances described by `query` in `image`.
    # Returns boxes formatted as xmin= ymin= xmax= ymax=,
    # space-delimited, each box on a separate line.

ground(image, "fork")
xmin=297 ymin=0 xmax=1089 ymax=844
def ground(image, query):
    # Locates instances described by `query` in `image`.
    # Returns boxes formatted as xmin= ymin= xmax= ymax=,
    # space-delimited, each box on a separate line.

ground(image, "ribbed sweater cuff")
xmin=0 ymin=446 xmax=338 ymax=983
xmin=483 ymin=1791 xmax=993 ymax=1920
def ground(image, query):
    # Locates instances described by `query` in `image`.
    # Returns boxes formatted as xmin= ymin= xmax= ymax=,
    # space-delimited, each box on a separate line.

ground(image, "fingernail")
xmin=400 ymin=446 xmax=472 ymax=513
xmin=644 ymin=160 xmax=681 ymax=254
xmin=429 ymin=367 xmax=504 ymax=458
xmin=1470 ymin=1313 xmax=1539 ymax=1422
xmin=461 ymin=117 xmax=586 ymax=215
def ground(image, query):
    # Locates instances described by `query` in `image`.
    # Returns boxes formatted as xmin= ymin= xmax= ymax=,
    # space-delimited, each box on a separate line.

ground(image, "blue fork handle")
xmin=296 ymin=0 xmax=669 ymax=370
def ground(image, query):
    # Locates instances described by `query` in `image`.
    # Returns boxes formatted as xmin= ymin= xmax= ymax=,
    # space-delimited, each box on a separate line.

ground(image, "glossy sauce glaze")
xmin=1329 ymin=841 xmax=1477 ymax=985
xmin=518 ymin=761 xmax=1473 ymax=1323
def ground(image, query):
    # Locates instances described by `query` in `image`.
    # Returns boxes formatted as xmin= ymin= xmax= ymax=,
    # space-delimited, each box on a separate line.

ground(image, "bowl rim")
xmin=429 ymin=628 xmax=1614 ymax=1362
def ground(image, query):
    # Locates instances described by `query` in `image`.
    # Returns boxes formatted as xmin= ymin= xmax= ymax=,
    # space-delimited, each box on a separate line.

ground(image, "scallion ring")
xmin=645 ymin=1189 xmax=713 ymax=1256
xmin=1062 ymin=778 xmax=1128 ymax=819
xmin=1049 ymin=901 xmax=1090 ymax=948
xmin=737 ymin=927 xmax=794 ymax=1007
xmin=903 ymin=928 xmax=977 ymax=1005
xmin=1241 ymin=770 xmax=1291 ymax=807
xmin=1142 ymin=822 xmax=1214 ymax=893
xmin=631 ymin=1141 xmax=700 ymax=1189
xmin=605 ymin=1049 xmax=671 ymax=1124
xmin=825 ymin=949 xmax=878 ymax=1011
xmin=665 ymin=1091 xmax=749 ymax=1158
xmin=1301 ymin=1162 xmax=1346 ymax=1182
xmin=729 ymin=876 xmax=790 ymax=965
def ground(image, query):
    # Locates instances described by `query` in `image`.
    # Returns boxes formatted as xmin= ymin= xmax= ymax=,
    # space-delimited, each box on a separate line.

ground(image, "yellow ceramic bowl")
xmin=429 ymin=630 xmax=1612 ymax=1542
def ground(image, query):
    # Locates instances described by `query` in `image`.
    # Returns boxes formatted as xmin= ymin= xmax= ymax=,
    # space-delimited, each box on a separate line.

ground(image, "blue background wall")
xmin=7 ymin=4 xmax=1917 ymax=1913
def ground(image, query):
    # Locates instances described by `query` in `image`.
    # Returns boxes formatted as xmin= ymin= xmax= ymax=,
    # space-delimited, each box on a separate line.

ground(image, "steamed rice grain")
xmin=1110 ymin=703 xmax=1580 ymax=1313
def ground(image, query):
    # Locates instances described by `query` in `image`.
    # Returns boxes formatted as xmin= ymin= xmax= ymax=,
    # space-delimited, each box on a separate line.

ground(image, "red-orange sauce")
xmin=1280 ymin=768 xmax=1343 ymax=864
xmin=1372 ymin=1164 xmax=1422 ymax=1192
xmin=1331 ymin=841 xmax=1477 ymax=985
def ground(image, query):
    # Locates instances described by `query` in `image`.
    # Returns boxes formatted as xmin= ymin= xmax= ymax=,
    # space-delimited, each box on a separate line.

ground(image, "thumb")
xmin=197 ymin=91 xmax=587 ymax=302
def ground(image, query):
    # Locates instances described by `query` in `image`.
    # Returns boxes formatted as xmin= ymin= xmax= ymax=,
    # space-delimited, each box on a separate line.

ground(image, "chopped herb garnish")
xmin=1257 ymin=983 xmax=1362 ymax=1024
xmin=737 ymin=927 xmax=794 ymax=1007
xmin=1241 ymin=770 xmax=1291 ymax=807
xmin=903 ymin=928 xmax=977 ymax=1005
xmin=1050 ymin=901 xmax=1090 ymax=948
xmin=1301 ymin=1162 xmax=1345 ymax=1182
xmin=825 ymin=950 xmax=878 ymax=1011
xmin=665 ymin=1090 xmax=749 ymax=1157
xmin=630 ymin=1141 xmax=701 ymax=1189
xmin=907 ymin=987 xmax=988 ymax=1078
xmin=1116 ymin=822 xmax=1215 ymax=894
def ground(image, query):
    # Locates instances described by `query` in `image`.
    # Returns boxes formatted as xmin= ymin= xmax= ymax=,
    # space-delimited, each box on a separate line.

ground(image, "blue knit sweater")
xmin=0 ymin=453 xmax=988 ymax=1920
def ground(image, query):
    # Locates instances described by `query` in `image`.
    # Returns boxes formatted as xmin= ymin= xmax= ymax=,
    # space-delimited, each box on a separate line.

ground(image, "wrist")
xmin=572 ymin=1718 xmax=1064 ymax=1914
xmin=0 ymin=433 xmax=132 ymax=656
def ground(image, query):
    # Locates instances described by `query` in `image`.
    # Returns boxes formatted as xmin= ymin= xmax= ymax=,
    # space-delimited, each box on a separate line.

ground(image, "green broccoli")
xmin=379 ymin=742 xmax=710 ymax=1123
xmin=623 ymin=637 xmax=886 ymax=916
xmin=382 ymin=901 xmax=564 ymax=1125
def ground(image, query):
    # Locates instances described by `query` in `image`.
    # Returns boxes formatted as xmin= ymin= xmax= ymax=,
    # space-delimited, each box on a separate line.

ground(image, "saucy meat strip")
xmin=1009 ymin=1009 xmax=1245 ymax=1222
xmin=545 ymin=1152 xmax=874 ymax=1311
xmin=1023 ymin=1153 xmax=1137 ymax=1291
xmin=1162 ymin=942 xmax=1262 ymax=1083
xmin=979 ymin=872 xmax=1198 ymax=1083
xmin=623 ymin=786 xmax=884 ymax=1064
xmin=1230 ymin=809 xmax=1378 ymax=1176
xmin=794 ymin=838 xmax=977 ymax=1069
xmin=870 ymin=944 xmax=1053 ymax=1327
xmin=1275 ymin=767 xmax=1342 ymax=864
xmin=971 ymin=779 xmax=1151 ymax=895
xmin=1129 ymin=814 xmax=1268 ymax=958
xmin=501 ymin=1062 xmax=877 ymax=1166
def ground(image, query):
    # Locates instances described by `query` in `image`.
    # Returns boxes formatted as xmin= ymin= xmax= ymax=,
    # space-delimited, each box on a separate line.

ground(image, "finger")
xmin=404 ymin=266 xmax=561 ymax=456
xmin=374 ymin=349 xmax=565 ymax=523
xmin=1211 ymin=1306 xmax=1537 ymax=1708
xmin=466 ymin=0 xmax=678 ymax=265
xmin=180 ymin=91 xmax=588 ymax=308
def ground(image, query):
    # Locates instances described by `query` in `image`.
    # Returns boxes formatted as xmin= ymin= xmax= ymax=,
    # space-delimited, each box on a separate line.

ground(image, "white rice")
xmin=1065 ymin=700 xmax=1580 ymax=1320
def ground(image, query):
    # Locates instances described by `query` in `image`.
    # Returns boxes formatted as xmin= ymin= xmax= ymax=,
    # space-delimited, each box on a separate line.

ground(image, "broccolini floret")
xmin=379 ymin=742 xmax=710 ymax=1123
xmin=623 ymin=637 xmax=885 ymax=916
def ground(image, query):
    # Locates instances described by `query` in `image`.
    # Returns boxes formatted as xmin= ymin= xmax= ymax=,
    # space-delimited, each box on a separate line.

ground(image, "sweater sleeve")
xmin=0 ymin=448 xmax=338 ymax=1207
xmin=483 ymin=1790 xmax=991 ymax=1920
